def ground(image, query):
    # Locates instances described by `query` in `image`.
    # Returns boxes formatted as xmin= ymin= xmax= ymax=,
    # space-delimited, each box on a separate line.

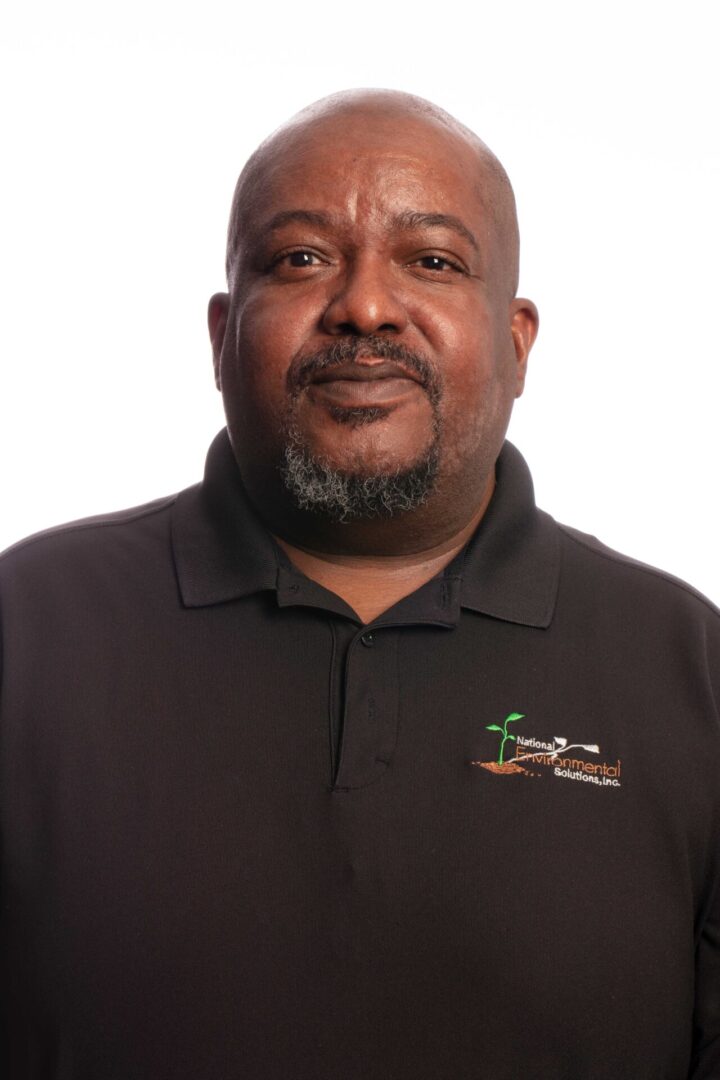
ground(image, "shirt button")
xmin=361 ymin=632 xmax=375 ymax=647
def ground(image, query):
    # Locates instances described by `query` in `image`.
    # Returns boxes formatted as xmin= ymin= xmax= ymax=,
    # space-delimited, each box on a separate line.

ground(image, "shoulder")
xmin=0 ymin=494 xmax=179 ymax=582
xmin=556 ymin=520 xmax=720 ymax=623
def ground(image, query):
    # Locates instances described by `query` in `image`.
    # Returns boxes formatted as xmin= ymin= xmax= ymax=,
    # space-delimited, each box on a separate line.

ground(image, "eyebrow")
xmin=260 ymin=209 xmax=335 ymax=235
xmin=393 ymin=211 xmax=480 ymax=252
xmin=256 ymin=208 xmax=480 ymax=253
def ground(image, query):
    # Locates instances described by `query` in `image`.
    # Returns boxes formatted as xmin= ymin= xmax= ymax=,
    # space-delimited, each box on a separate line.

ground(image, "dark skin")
xmin=209 ymin=92 xmax=538 ymax=623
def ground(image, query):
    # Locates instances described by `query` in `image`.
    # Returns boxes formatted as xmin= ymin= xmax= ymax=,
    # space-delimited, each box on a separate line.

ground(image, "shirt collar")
xmin=171 ymin=429 xmax=559 ymax=629
xmin=458 ymin=441 xmax=560 ymax=628
xmin=171 ymin=430 xmax=280 ymax=608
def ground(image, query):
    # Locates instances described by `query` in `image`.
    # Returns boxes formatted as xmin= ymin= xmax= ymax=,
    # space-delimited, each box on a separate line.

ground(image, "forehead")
xmin=239 ymin=113 xmax=492 ymax=241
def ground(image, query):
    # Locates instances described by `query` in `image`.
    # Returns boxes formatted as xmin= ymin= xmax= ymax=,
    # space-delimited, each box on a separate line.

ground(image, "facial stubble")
xmin=281 ymin=337 xmax=443 ymax=524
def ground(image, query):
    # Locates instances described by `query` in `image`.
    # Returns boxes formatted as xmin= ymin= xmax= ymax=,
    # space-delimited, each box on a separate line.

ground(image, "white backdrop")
xmin=2 ymin=1 xmax=719 ymax=601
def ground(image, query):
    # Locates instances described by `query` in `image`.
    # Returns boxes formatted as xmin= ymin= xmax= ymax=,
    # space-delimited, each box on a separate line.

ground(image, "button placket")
xmin=333 ymin=628 xmax=399 ymax=791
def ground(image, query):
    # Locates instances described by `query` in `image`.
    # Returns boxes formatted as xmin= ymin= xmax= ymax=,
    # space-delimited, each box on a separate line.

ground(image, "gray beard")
xmin=279 ymin=334 xmax=443 ymax=523
xmin=281 ymin=426 xmax=440 ymax=524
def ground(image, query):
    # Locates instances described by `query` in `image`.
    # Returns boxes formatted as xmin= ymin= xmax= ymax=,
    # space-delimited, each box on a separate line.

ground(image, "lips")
xmin=306 ymin=359 xmax=425 ymax=408
xmin=309 ymin=360 xmax=423 ymax=386
xmin=288 ymin=336 xmax=441 ymax=411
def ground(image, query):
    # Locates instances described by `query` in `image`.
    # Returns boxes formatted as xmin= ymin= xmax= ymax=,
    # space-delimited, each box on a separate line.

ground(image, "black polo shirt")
xmin=1 ymin=430 xmax=719 ymax=1078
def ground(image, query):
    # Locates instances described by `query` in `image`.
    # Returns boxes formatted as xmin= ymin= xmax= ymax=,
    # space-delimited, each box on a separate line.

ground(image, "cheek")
xmin=436 ymin=312 xmax=494 ymax=407
xmin=437 ymin=315 xmax=517 ymax=454
xmin=225 ymin=296 xmax=306 ymax=425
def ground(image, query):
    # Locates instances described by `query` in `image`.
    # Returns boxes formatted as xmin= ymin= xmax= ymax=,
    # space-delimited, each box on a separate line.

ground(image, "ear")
xmin=509 ymin=298 xmax=539 ymax=398
xmin=208 ymin=293 xmax=230 ymax=390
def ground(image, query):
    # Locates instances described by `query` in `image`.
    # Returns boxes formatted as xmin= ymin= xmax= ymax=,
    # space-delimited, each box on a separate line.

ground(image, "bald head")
xmin=225 ymin=89 xmax=520 ymax=296
xmin=210 ymin=87 xmax=539 ymax=553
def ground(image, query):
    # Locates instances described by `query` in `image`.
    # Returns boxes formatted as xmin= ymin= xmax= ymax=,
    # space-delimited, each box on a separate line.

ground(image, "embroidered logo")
xmin=471 ymin=711 xmax=621 ymax=787
xmin=477 ymin=711 xmax=527 ymax=774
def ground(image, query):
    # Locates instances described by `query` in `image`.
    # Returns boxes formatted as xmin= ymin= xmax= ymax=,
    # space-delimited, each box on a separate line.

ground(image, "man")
xmin=1 ymin=90 xmax=718 ymax=1078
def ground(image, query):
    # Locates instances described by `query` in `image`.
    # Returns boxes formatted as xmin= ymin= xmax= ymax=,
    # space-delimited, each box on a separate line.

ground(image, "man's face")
xmin=210 ymin=110 xmax=537 ymax=533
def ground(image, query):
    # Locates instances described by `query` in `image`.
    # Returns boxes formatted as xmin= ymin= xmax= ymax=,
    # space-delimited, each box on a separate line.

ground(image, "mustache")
xmin=287 ymin=336 xmax=442 ymax=405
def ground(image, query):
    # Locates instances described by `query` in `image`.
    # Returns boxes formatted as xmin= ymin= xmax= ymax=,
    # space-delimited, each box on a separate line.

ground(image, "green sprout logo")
xmin=486 ymin=712 xmax=525 ymax=765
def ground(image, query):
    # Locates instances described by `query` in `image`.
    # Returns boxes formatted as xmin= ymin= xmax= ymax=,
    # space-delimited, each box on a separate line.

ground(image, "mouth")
xmin=305 ymin=360 xmax=425 ymax=409
xmin=310 ymin=360 xmax=423 ymax=386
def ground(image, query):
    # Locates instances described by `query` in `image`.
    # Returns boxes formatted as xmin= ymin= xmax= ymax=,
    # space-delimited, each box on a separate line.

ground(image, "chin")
xmin=281 ymin=431 xmax=441 ymax=524
xmin=298 ymin=413 xmax=438 ymax=471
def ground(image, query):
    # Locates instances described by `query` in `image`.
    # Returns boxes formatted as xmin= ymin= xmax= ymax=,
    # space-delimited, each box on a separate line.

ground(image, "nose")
xmin=321 ymin=256 xmax=409 ymax=336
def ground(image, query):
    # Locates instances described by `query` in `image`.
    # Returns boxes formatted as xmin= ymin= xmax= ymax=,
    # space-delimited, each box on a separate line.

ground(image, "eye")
xmin=270 ymin=249 xmax=327 ymax=272
xmin=286 ymin=250 xmax=321 ymax=268
xmin=408 ymin=253 xmax=466 ymax=276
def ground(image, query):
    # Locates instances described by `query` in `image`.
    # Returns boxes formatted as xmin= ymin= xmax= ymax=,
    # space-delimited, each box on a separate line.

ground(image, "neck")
xmin=274 ymin=480 xmax=494 ymax=624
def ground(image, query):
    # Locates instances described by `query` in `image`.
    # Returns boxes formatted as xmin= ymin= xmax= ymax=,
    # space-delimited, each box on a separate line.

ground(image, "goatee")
xmin=280 ymin=335 xmax=442 ymax=523
xmin=282 ymin=431 xmax=440 ymax=523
